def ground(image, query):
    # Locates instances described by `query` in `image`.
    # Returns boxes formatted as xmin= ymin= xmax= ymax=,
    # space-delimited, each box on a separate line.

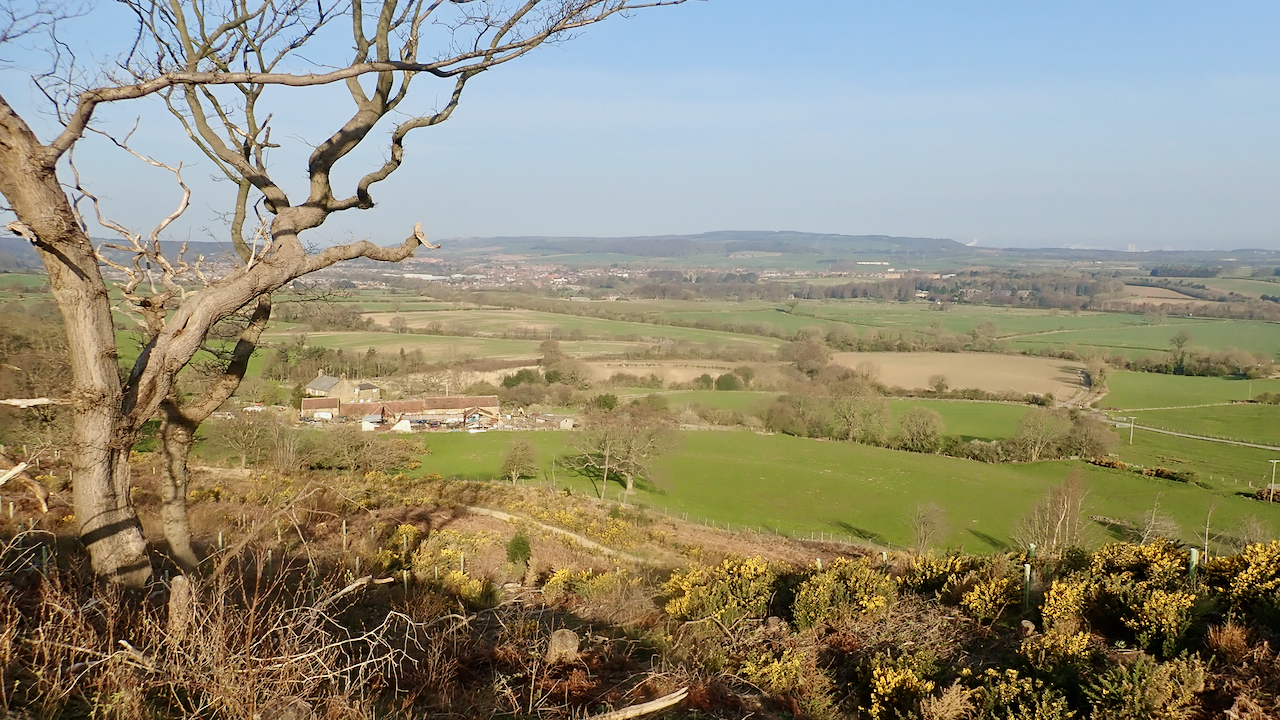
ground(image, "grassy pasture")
xmin=654 ymin=308 xmax=843 ymax=336
xmin=413 ymin=430 xmax=1280 ymax=551
xmin=1120 ymin=404 xmax=1280 ymax=448
xmin=1008 ymin=319 xmax=1280 ymax=359
xmin=1111 ymin=428 xmax=1280 ymax=489
xmin=810 ymin=301 xmax=1143 ymax=336
xmin=1098 ymin=371 xmax=1280 ymax=409
xmin=608 ymin=389 xmax=781 ymax=413
xmin=363 ymin=308 xmax=783 ymax=348
xmin=1199 ymin=277 xmax=1280 ymax=298
xmin=887 ymin=399 xmax=1030 ymax=441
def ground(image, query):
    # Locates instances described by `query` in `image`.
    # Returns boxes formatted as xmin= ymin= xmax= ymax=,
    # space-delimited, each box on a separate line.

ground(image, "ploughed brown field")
xmin=831 ymin=351 xmax=1085 ymax=397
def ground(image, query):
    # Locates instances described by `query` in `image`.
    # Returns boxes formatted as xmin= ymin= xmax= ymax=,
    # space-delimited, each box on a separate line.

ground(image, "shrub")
xmin=1041 ymin=578 xmax=1090 ymax=633
xmin=663 ymin=556 xmax=779 ymax=623
xmin=1090 ymin=457 xmax=1128 ymax=470
xmin=1020 ymin=630 xmax=1094 ymax=676
xmin=899 ymin=553 xmax=982 ymax=596
xmin=506 ymin=532 xmax=531 ymax=566
xmin=740 ymin=648 xmax=839 ymax=720
xmin=972 ymin=668 xmax=1072 ymax=720
xmin=1201 ymin=539 xmax=1280 ymax=619
xmin=1089 ymin=539 xmax=1185 ymax=588
xmin=792 ymin=558 xmax=895 ymax=628
xmin=1084 ymin=655 xmax=1205 ymax=720
xmin=1205 ymin=621 xmax=1251 ymax=664
xmin=866 ymin=652 xmax=937 ymax=720
xmin=542 ymin=567 xmax=630 ymax=604
xmin=441 ymin=570 xmax=498 ymax=608
xmin=960 ymin=575 xmax=1016 ymax=623
xmin=1124 ymin=589 xmax=1196 ymax=657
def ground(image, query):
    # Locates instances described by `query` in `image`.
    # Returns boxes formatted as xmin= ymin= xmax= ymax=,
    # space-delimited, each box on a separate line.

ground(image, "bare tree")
xmin=909 ymin=501 xmax=947 ymax=554
xmin=1138 ymin=493 xmax=1181 ymax=545
xmin=928 ymin=374 xmax=948 ymax=394
xmin=568 ymin=406 xmax=672 ymax=497
xmin=0 ymin=0 xmax=687 ymax=584
xmin=1014 ymin=408 xmax=1071 ymax=462
xmin=897 ymin=406 xmax=944 ymax=453
xmin=1012 ymin=469 xmax=1089 ymax=555
xmin=831 ymin=379 xmax=891 ymax=445
xmin=500 ymin=438 xmax=538 ymax=485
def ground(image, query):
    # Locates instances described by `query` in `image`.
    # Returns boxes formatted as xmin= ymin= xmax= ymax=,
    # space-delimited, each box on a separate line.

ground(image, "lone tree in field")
xmin=569 ymin=405 xmax=672 ymax=497
xmin=501 ymin=438 xmax=539 ymax=485
xmin=909 ymin=501 xmax=947 ymax=554
xmin=0 ymin=0 xmax=686 ymax=584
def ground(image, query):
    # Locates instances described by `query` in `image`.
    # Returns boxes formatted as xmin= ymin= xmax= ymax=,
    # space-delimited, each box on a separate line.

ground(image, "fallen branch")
xmin=0 ymin=455 xmax=50 ymax=513
xmin=587 ymin=688 xmax=689 ymax=720
xmin=0 ymin=398 xmax=71 ymax=408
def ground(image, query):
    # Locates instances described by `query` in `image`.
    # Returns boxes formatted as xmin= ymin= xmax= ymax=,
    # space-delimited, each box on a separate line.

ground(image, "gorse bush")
xmin=541 ymin=567 xmax=632 ymax=604
xmin=864 ymin=651 xmax=938 ymax=720
xmin=1084 ymin=655 xmax=1205 ymax=720
xmin=663 ymin=556 xmax=778 ymax=623
xmin=898 ymin=553 xmax=984 ymax=596
xmin=792 ymin=558 xmax=895 ymax=628
xmin=1201 ymin=539 xmax=1280 ymax=617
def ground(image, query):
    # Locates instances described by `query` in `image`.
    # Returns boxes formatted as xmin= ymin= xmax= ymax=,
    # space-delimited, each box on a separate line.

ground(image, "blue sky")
xmin=3 ymin=0 xmax=1278 ymax=250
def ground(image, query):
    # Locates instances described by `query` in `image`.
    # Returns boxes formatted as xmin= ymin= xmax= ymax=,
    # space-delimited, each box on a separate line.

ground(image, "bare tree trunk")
xmin=157 ymin=297 xmax=271 ymax=573
xmin=159 ymin=405 xmax=199 ymax=573
xmin=1 ymin=99 xmax=152 ymax=584
xmin=74 ymin=434 xmax=150 ymax=585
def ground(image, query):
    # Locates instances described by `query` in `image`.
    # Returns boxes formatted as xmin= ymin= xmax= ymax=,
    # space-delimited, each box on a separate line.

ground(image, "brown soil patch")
xmin=831 ymin=351 xmax=1084 ymax=397
xmin=1121 ymin=285 xmax=1200 ymax=300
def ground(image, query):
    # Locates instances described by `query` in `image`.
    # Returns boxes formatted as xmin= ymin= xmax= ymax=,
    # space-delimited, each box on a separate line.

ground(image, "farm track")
xmin=464 ymin=506 xmax=657 ymax=566
xmin=1105 ymin=402 xmax=1239 ymax=412
xmin=1108 ymin=422 xmax=1280 ymax=452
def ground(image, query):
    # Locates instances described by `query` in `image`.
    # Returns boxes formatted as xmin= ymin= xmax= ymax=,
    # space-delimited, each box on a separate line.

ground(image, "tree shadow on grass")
xmin=968 ymin=529 xmax=1011 ymax=551
xmin=1091 ymin=517 xmax=1141 ymax=543
xmin=834 ymin=521 xmax=884 ymax=544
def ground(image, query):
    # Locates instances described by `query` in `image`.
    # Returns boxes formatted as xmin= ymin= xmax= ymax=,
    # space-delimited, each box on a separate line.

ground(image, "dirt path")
xmin=1103 ymin=402 xmax=1238 ymax=412
xmin=465 ymin=506 xmax=654 ymax=565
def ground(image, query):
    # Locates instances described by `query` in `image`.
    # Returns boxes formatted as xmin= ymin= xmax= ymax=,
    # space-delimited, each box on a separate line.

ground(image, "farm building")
xmin=304 ymin=371 xmax=381 ymax=402
xmin=300 ymin=395 xmax=501 ymax=431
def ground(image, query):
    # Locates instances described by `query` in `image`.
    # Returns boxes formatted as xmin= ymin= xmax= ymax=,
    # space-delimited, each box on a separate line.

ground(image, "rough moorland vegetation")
xmin=1 ymin=465 xmax=1278 ymax=719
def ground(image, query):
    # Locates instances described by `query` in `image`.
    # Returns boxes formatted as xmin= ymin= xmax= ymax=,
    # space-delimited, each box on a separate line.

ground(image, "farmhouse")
xmin=304 ymin=371 xmax=381 ymax=402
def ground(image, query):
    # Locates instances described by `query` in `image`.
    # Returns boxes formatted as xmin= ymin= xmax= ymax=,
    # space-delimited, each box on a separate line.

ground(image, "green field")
xmin=1111 ymin=428 xmax=1280 ymax=488
xmin=365 ymin=308 xmax=784 ymax=348
xmin=1098 ymin=371 xmax=1280 ymax=409
xmin=1123 ymin=404 xmax=1280 ymax=447
xmin=413 ymin=430 xmax=1280 ymax=551
xmin=1200 ymin=277 xmax=1280 ymax=298
xmin=888 ymin=399 xmax=1030 ymax=441
xmin=609 ymin=389 xmax=780 ymax=413
xmin=1008 ymin=319 xmax=1280 ymax=359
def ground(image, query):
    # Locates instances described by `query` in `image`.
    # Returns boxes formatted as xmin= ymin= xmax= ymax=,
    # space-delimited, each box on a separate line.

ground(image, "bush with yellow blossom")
xmin=663 ymin=556 xmax=778 ymax=623
xmin=792 ymin=558 xmax=895 ymax=629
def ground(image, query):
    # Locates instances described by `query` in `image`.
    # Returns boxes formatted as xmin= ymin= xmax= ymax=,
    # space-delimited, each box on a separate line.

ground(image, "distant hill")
xmin=446 ymin=231 xmax=967 ymax=258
